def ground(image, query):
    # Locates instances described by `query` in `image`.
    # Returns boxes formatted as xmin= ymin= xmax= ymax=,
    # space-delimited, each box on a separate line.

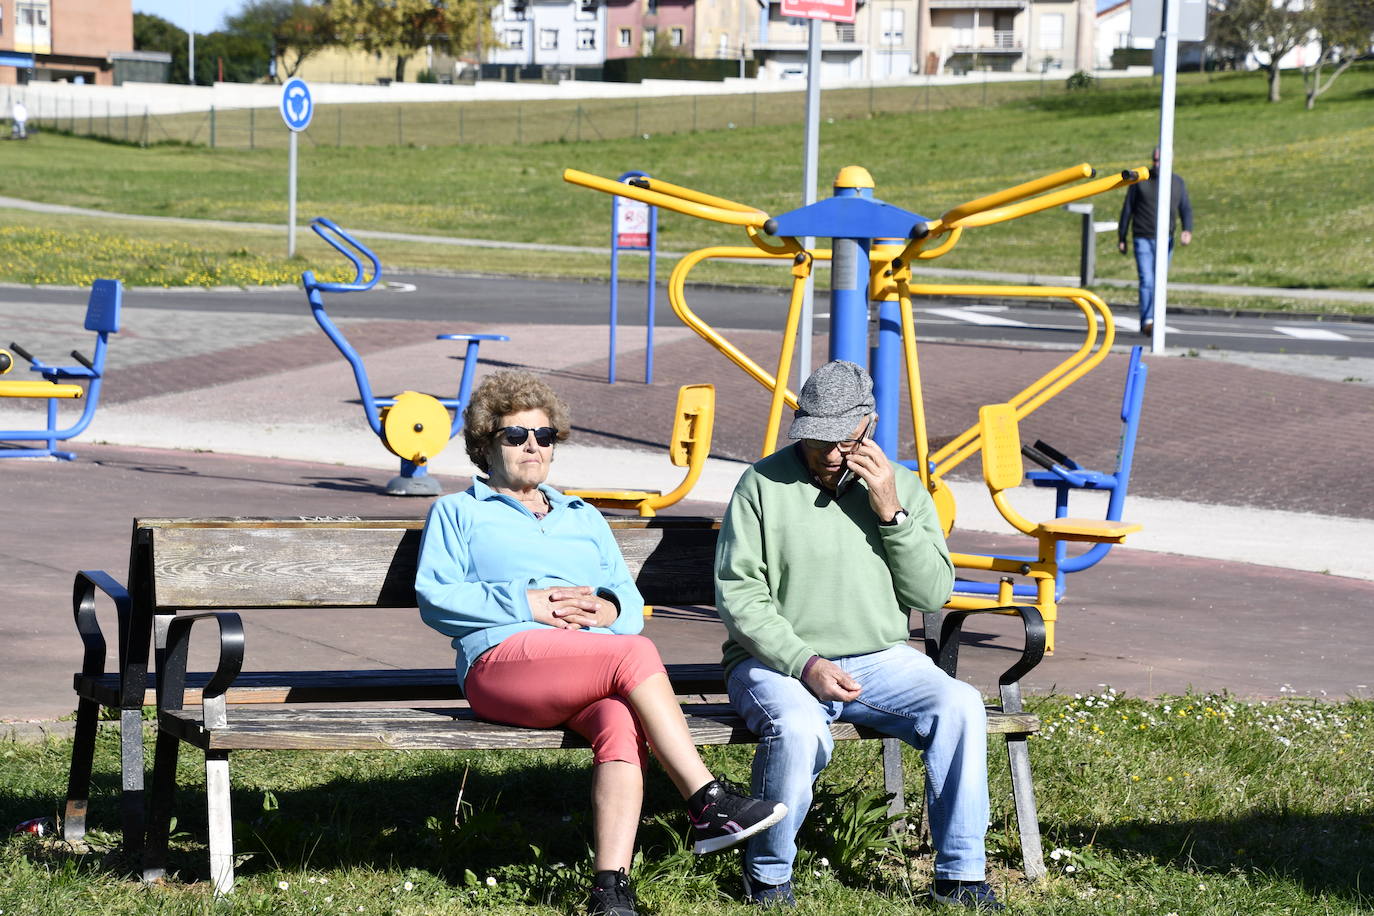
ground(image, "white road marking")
xmin=1274 ymin=326 xmax=1351 ymax=341
xmin=924 ymin=307 xmax=1029 ymax=327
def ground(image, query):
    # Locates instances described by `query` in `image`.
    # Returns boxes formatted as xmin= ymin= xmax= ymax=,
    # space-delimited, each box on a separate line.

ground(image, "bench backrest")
xmin=133 ymin=516 xmax=720 ymax=612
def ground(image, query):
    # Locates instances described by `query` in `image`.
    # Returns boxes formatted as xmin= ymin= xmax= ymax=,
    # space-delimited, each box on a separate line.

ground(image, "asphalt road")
xmin=9 ymin=273 xmax=1371 ymax=358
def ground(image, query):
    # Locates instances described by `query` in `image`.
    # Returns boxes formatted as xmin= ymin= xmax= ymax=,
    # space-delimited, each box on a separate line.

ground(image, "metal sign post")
xmin=279 ymin=78 xmax=314 ymax=257
xmin=782 ymin=0 xmax=856 ymax=388
xmin=608 ymin=171 xmax=658 ymax=384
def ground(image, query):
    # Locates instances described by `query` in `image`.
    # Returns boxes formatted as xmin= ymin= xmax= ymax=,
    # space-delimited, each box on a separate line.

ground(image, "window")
xmin=578 ymin=28 xmax=596 ymax=49
xmin=645 ymin=0 xmax=658 ymax=14
xmin=642 ymin=26 xmax=656 ymax=53
xmin=951 ymin=12 xmax=973 ymax=48
xmin=540 ymin=28 xmax=559 ymax=49
xmin=1039 ymin=13 xmax=1063 ymax=50
xmin=835 ymin=23 xmax=855 ymax=42
xmin=576 ymin=0 xmax=597 ymax=20
xmin=504 ymin=0 xmax=527 ymax=20
xmin=670 ymin=27 xmax=683 ymax=46
xmin=880 ymin=8 xmax=904 ymax=45
xmin=618 ymin=27 xmax=632 ymax=46
xmin=505 ymin=27 xmax=524 ymax=49
xmin=718 ymin=33 xmax=728 ymax=57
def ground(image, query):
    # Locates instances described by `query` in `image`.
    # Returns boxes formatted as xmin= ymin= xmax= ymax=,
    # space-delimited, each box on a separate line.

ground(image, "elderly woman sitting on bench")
xmin=415 ymin=369 xmax=784 ymax=916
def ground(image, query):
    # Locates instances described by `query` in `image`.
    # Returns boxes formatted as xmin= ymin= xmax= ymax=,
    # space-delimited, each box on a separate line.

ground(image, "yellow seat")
xmin=946 ymin=403 xmax=1141 ymax=653
xmin=566 ymin=384 xmax=716 ymax=518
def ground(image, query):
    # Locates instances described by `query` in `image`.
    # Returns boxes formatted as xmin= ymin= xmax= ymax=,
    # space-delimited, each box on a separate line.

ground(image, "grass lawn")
xmin=0 ymin=68 xmax=1371 ymax=310
xmin=2 ymin=691 xmax=1371 ymax=914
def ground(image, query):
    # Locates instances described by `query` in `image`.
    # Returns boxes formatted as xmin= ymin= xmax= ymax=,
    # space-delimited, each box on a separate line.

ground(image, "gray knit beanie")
xmin=788 ymin=360 xmax=874 ymax=441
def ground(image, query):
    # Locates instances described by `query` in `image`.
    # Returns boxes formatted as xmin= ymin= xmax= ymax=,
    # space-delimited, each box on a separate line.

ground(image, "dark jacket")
xmin=1118 ymin=169 xmax=1193 ymax=244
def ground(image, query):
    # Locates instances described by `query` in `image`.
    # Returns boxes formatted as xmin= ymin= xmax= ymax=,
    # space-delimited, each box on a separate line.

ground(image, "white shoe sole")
xmin=692 ymin=802 xmax=787 ymax=855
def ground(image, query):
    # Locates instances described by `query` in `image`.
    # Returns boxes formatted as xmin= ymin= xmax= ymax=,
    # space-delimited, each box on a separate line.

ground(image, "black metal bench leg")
xmin=205 ymin=750 xmax=236 ymax=896
xmin=62 ymin=696 xmax=101 ymax=843
xmin=1005 ymin=733 xmax=1045 ymax=880
xmin=141 ymin=726 xmax=180 ymax=883
xmin=119 ymin=706 xmax=147 ymax=855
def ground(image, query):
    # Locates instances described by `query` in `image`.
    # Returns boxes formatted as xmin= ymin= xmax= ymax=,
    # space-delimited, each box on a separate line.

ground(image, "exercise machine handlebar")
xmin=306 ymin=217 xmax=381 ymax=293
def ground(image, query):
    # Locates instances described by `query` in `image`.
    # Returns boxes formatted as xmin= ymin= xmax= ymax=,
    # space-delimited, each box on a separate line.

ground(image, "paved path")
xmin=2 ymin=285 xmax=1372 ymax=724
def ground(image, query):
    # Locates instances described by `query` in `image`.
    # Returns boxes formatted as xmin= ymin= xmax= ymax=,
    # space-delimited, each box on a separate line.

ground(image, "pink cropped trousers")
xmin=463 ymin=628 xmax=667 ymax=769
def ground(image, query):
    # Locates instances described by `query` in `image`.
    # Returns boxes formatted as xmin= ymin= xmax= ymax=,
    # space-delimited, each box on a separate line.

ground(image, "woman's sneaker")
xmin=588 ymin=868 xmax=638 ymax=916
xmin=687 ymin=777 xmax=787 ymax=854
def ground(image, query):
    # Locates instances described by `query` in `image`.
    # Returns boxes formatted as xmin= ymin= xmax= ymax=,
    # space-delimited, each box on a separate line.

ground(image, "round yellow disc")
xmin=382 ymin=391 xmax=452 ymax=465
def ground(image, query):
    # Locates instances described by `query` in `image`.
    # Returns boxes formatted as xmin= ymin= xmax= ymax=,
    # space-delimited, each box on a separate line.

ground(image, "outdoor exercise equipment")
xmin=302 ymin=217 xmax=509 ymax=496
xmin=1 ymin=278 xmax=120 ymax=460
xmin=961 ymin=345 xmax=1148 ymax=603
xmin=565 ymin=383 xmax=716 ymax=517
xmin=565 ymin=162 xmax=1150 ymax=652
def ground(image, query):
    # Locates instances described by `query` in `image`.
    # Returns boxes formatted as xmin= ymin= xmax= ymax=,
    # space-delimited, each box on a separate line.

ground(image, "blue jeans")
xmin=1133 ymin=235 xmax=1174 ymax=325
xmin=727 ymin=645 xmax=989 ymax=885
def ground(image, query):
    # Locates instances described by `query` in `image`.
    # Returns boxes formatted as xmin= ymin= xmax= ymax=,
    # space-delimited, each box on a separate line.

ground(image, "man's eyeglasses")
xmin=497 ymin=426 xmax=557 ymax=448
xmin=800 ymin=437 xmax=862 ymax=453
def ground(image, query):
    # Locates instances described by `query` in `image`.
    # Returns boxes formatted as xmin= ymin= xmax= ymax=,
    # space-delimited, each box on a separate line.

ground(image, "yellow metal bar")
xmin=638 ymin=176 xmax=762 ymax=215
xmin=0 ymin=380 xmax=84 ymax=398
xmin=668 ymin=246 xmax=803 ymax=409
xmin=947 ymin=167 xmax=1148 ymax=230
xmin=921 ymin=285 xmax=1114 ymax=479
xmin=563 ymin=169 xmax=769 ymax=228
xmin=939 ymin=163 xmax=1094 ymax=226
xmin=893 ymin=277 xmax=931 ymax=489
xmin=747 ymin=225 xmax=803 ymax=256
xmin=761 ymin=256 xmax=813 ymax=458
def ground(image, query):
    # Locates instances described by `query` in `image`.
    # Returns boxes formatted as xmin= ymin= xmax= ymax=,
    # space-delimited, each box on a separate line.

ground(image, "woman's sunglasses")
xmin=496 ymin=426 xmax=556 ymax=448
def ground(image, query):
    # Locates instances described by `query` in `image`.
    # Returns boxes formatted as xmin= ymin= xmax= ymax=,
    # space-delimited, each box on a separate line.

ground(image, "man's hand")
xmin=528 ymin=585 xmax=613 ymax=629
xmin=1181 ymin=230 xmax=1193 ymax=246
xmin=803 ymin=657 xmax=862 ymax=702
xmin=1118 ymin=240 xmax=1128 ymax=254
xmin=841 ymin=434 xmax=903 ymax=524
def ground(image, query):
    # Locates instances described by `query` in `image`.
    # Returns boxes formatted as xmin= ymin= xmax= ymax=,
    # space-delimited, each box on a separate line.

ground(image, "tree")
xmin=225 ymin=0 xmax=337 ymax=81
xmin=134 ymin=12 xmax=190 ymax=84
xmin=327 ymin=0 xmax=491 ymax=83
xmin=1301 ymin=0 xmax=1374 ymax=109
xmin=1212 ymin=0 xmax=1316 ymax=102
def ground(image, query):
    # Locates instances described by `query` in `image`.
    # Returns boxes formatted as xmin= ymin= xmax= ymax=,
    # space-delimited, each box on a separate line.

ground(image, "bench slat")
xmin=160 ymin=704 xmax=1038 ymax=752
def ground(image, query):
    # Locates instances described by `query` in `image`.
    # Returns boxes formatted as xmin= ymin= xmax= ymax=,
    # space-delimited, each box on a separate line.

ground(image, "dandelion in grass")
xmin=486 ymin=876 xmax=497 ymax=887
xmin=403 ymin=881 xmax=414 ymax=891
xmin=278 ymin=881 xmax=290 ymax=891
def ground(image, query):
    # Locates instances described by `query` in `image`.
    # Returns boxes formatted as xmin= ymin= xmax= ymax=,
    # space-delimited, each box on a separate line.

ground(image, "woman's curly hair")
xmin=463 ymin=370 xmax=572 ymax=473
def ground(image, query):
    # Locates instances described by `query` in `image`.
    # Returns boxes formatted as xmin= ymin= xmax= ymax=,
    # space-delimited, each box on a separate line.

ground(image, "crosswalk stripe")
xmin=1274 ymin=326 xmax=1351 ymax=341
xmin=924 ymin=307 xmax=1029 ymax=327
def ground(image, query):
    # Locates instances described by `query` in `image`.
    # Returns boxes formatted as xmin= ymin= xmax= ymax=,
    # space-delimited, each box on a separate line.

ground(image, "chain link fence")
xmin=9 ymin=74 xmax=1082 ymax=150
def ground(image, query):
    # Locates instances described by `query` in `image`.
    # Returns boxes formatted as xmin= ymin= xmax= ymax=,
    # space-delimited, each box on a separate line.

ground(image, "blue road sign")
xmin=280 ymin=78 xmax=313 ymax=132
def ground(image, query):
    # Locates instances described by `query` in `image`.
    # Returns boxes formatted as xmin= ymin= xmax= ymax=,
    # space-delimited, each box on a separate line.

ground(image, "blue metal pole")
xmin=645 ymin=199 xmax=658 ymax=384
xmin=872 ymin=297 xmax=902 ymax=456
xmin=608 ymin=199 xmax=620 ymax=385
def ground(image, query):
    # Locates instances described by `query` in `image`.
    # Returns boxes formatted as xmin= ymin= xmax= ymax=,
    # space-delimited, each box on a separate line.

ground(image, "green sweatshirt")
xmin=715 ymin=444 xmax=955 ymax=677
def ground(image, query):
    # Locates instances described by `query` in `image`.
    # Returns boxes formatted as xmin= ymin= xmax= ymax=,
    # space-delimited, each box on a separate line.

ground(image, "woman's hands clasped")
xmin=528 ymin=585 xmax=619 ymax=629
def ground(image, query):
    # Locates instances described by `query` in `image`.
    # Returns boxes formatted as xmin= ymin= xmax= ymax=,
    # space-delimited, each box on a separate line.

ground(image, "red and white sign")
xmin=615 ymin=197 xmax=651 ymax=249
xmin=780 ymin=0 xmax=855 ymax=23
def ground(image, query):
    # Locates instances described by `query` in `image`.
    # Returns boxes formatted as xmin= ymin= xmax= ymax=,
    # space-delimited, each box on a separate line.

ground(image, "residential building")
xmin=1 ymin=0 xmax=136 ymax=86
xmin=488 ymin=0 xmax=611 ymax=68
xmin=919 ymin=0 xmax=1093 ymax=75
xmin=606 ymin=0 xmax=695 ymax=59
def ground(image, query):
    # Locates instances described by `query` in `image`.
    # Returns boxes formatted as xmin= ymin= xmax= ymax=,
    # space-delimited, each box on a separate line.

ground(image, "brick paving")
xmin=3 ymin=299 xmax=1373 ymax=723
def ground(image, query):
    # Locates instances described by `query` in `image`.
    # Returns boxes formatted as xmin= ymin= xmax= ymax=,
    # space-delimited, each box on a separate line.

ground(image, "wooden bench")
xmin=65 ymin=516 xmax=1047 ymax=896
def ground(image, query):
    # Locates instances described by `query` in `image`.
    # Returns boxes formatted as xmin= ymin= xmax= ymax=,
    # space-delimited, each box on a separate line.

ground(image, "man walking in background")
xmin=1118 ymin=148 xmax=1193 ymax=335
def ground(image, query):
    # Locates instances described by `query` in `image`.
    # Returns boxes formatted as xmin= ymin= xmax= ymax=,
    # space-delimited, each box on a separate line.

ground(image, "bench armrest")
xmin=937 ymin=605 xmax=1046 ymax=707
xmin=71 ymin=570 xmax=130 ymax=679
xmin=160 ymin=612 xmax=246 ymax=713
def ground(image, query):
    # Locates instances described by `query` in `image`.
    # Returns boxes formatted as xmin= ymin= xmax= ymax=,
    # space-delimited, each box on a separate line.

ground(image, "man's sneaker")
xmin=931 ymin=879 xmax=1005 ymax=911
xmin=588 ymin=868 xmax=638 ymax=916
xmin=687 ymin=777 xmax=787 ymax=854
xmin=743 ymin=875 xmax=797 ymax=908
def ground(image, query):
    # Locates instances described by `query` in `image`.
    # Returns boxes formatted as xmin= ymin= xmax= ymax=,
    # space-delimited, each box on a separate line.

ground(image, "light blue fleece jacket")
xmin=415 ymin=479 xmax=645 ymax=687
